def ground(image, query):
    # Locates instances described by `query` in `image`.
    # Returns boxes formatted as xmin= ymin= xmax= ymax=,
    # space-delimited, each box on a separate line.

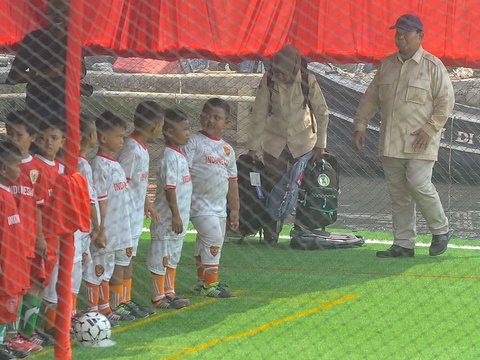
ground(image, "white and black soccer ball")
xmin=73 ymin=312 xmax=115 ymax=347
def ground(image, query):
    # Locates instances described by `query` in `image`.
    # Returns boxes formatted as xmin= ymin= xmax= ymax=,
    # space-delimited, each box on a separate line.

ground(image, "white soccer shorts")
xmin=83 ymin=247 xmax=107 ymax=285
xmin=148 ymin=235 xmax=185 ymax=275
xmin=192 ymin=216 xmax=226 ymax=266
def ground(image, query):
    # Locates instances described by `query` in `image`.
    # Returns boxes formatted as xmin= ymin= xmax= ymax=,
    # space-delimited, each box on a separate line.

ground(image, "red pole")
xmin=54 ymin=0 xmax=83 ymax=358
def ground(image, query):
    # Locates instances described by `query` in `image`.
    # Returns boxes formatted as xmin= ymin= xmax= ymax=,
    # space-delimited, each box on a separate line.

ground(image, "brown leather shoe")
xmin=429 ymin=232 xmax=450 ymax=256
xmin=376 ymin=245 xmax=414 ymax=258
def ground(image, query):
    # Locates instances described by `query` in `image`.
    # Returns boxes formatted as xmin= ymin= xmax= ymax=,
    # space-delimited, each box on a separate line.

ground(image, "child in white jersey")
xmin=148 ymin=108 xmax=191 ymax=309
xmin=74 ymin=115 xmax=105 ymax=322
xmin=184 ymin=98 xmax=239 ymax=298
xmin=91 ymin=111 xmax=134 ymax=323
xmin=117 ymin=101 xmax=163 ymax=318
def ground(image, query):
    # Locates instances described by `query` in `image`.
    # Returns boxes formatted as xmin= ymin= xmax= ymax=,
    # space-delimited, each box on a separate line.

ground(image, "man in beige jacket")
xmin=353 ymin=14 xmax=455 ymax=257
xmin=248 ymin=44 xmax=329 ymax=244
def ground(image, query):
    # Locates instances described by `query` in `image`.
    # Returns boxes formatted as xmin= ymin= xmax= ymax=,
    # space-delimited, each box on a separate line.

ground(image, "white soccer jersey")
xmin=183 ymin=131 xmax=237 ymax=217
xmin=91 ymin=154 xmax=132 ymax=252
xmin=74 ymin=156 xmax=99 ymax=262
xmin=152 ymin=146 xmax=192 ymax=236
xmin=118 ymin=136 xmax=149 ymax=239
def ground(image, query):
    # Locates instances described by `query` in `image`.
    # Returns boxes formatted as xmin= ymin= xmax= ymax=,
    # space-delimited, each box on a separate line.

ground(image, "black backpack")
xmin=235 ymin=154 xmax=271 ymax=238
xmin=295 ymin=154 xmax=339 ymax=230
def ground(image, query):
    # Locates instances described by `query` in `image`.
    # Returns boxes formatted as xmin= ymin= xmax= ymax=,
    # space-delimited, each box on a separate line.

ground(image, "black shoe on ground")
xmin=376 ymin=245 xmax=414 ymax=258
xmin=0 ymin=344 xmax=28 ymax=359
xmin=429 ymin=232 xmax=451 ymax=256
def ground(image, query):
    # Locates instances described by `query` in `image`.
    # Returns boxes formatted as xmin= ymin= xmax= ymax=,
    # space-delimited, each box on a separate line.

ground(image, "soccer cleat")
xmin=191 ymin=281 xmax=204 ymax=295
xmin=29 ymin=331 xmax=55 ymax=347
xmin=112 ymin=304 xmax=136 ymax=321
xmin=128 ymin=299 xmax=156 ymax=316
xmin=124 ymin=300 xmax=150 ymax=318
xmin=6 ymin=334 xmax=43 ymax=353
xmin=151 ymin=297 xmax=185 ymax=310
xmin=104 ymin=311 xmax=121 ymax=327
xmin=0 ymin=344 xmax=27 ymax=359
xmin=165 ymin=294 xmax=190 ymax=309
xmin=200 ymin=282 xmax=235 ymax=298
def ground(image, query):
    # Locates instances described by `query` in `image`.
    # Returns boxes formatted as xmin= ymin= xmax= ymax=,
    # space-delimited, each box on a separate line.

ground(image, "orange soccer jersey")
xmin=0 ymin=185 xmax=25 ymax=295
xmin=9 ymin=156 xmax=47 ymax=259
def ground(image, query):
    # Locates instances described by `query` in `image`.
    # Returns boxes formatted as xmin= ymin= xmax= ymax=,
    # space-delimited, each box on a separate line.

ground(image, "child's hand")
xmin=145 ymin=205 xmax=160 ymax=224
xmin=90 ymin=227 xmax=99 ymax=244
xmin=172 ymin=214 xmax=183 ymax=234
xmin=95 ymin=228 xmax=107 ymax=249
xmin=35 ymin=233 xmax=47 ymax=258
xmin=81 ymin=252 xmax=89 ymax=266
xmin=229 ymin=210 xmax=239 ymax=232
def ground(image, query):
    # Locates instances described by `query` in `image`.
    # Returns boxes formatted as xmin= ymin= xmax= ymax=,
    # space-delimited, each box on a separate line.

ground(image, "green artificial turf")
xmin=31 ymin=227 xmax=480 ymax=360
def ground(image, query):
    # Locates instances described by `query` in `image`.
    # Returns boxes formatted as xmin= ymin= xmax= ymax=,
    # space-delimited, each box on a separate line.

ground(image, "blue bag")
xmin=265 ymin=151 xmax=313 ymax=221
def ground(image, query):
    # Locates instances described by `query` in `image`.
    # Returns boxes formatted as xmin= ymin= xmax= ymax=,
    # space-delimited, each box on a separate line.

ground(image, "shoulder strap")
xmin=266 ymin=68 xmax=274 ymax=115
xmin=301 ymin=58 xmax=316 ymax=134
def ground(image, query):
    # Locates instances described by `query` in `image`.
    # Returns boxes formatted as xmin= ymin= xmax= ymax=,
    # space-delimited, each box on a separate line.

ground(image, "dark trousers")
xmin=263 ymin=147 xmax=297 ymax=240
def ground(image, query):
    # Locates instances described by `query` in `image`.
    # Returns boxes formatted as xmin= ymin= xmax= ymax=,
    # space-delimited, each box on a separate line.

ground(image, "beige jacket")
xmin=355 ymin=46 xmax=455 ymax=161
xmin=248 ymin=71 xmax=329 ymax=159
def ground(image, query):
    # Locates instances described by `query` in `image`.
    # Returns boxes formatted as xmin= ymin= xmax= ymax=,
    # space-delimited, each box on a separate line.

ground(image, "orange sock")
xmin=71 ymin=294 xmax=77 ymax=317
xmin=85 ymin=282 xmax=100 ymax=311
xmin=98 ymin=281 xmax=111 ymax=314
xmin=151 ymin=273 xmax=166 ymax=302
xmin=124 ymin=278 xmax=132 ymax=303
xmin=165 ymin=267 xmax=176 ymax=295
xmin=195 ymin=256 xmax=204 ymax=281
xmin=110 ymin=283 xmax=124 ymax=309
xmin=203 ymin=265 xmax=219 ymax=287
xmin=44 ymin=304 xmax=56 ymax=333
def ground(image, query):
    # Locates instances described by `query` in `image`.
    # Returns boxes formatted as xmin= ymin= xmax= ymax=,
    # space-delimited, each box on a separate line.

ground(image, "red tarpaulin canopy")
xmin=1 ymin=0 xmax=480 ymax=67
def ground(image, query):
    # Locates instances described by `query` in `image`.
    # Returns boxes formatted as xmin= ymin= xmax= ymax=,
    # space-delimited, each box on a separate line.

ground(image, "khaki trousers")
xmin=381 ymin=157 xmax=449 ymax=249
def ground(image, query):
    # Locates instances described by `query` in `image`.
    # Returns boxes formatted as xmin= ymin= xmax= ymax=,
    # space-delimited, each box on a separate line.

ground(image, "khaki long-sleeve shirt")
xmin=248 ymin=71 xmax=329 ymax=159
xmin=355 ymin=46 xmax=455 ymax=161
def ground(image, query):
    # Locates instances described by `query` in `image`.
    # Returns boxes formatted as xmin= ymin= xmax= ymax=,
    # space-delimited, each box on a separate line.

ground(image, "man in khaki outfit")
xmin=353 ymin=14 xmax=454 ymax=257
xmin=248 ymin=44 xmax=329 ymax=244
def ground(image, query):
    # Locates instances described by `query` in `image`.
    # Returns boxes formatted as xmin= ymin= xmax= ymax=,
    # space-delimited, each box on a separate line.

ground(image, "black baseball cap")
xmin=389 ymin=14 xmax=423 ymax=32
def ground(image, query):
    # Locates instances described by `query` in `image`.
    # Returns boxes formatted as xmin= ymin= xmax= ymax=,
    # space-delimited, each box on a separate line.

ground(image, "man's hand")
xmin=411 ymin=128 xmax=430 ymax=152
xmin=353 ymin=131 xmax=366 ymax=150
xmin=229 ymin=210 xmax=239 ymax=232
xmin=35 ymin=234 xmax=47 ymax=258
xmin=247 ymin=150 xmax=257 ymax=163
xmin=313 ymin=147 xmax=327 ymax=160
xmin=172 ymin=214 xmax=183 ymax=234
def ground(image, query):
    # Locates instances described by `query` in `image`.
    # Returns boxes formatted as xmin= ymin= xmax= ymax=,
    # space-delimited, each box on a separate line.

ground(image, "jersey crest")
xmin=223 ymin=145 xmax=231 ymax=156
xmin=125 ymin=247 xmax=133 ymax=257
xmin=95 ymin=264 xmax=105 ymax=278
xmin=30 ymin=169 xmax=39 ymax=184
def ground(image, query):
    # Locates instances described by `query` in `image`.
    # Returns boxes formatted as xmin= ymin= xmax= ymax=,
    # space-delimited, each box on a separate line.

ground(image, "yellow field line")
xmin=29 ymin=299 xmax=214 ymax=359
xmin=162 ymin=293 xmax=360 ymax=360
xmin=114 ymin=299 xmax=214 ymax=333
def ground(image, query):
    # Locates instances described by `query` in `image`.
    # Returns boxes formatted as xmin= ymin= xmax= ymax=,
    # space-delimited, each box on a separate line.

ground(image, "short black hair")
xmin=163 ymin=108 xmax=187 ymax=130
xmin=37 ymin=117 xmax=66 ymax=134
xmin=0 ymin=139 xmax=21 ymax=165
xmin=134 ymin=101 xmax=164 ymax=129
xmin=96 ymin=111 xmax=127 ymax=135
xmin=202 ymin=98 xmax=230 ymax=118
xmin=80 ymin=113 xmax=96 ymax=142
xmin=5 ymin=110 xmax=38 ymax=135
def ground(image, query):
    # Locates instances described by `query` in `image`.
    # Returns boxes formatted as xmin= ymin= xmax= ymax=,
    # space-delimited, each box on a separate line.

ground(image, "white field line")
xmin=142 ymin=228 xmax=480 ymax=251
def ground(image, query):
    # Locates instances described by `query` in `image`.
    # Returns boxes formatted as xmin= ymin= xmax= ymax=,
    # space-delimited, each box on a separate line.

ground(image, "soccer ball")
xmin=73 ymin=312 xmax=115 ymax=347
